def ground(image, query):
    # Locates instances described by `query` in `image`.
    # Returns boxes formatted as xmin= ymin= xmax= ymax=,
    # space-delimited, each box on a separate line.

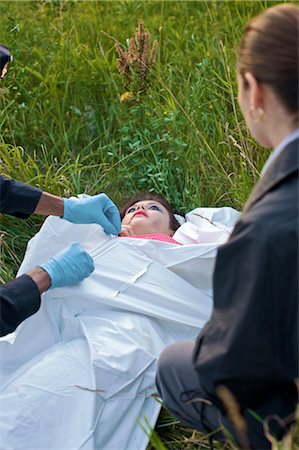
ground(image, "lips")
xmin=132 ymin=211 xmax=148 ymax=219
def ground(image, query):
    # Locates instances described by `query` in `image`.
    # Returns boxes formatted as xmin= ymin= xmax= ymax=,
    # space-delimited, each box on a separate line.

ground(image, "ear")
xmin=244 ymin=72 xmax=264 ymax=109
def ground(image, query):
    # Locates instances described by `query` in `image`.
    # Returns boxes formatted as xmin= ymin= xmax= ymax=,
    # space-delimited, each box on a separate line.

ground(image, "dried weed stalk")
xmin=115 ymin=20 xmax=158 ymax=99
xmin=216 ymin=385 xmax=251 ymax=450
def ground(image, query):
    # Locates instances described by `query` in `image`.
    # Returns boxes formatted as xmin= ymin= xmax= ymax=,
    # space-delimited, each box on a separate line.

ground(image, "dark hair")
xmin=120 ymin=192 xmax=181 ymax=232
xmin=237 ymin=4 xmax=299 ymax=118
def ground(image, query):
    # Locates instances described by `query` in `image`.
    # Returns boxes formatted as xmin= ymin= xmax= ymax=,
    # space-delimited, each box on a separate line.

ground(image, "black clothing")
xmin=0 ymin=275 xmax=41 ymax=337
xmin=0 ymin=175 xmax=42 ymax=218
xmin=0 ymin=44 xmax=12 ymax=79
xmin=193 ymin=139 xmax=299 ymax=414
xmin=0 ymin=175 xmax=42 ymax=336
xmin=157 ymin=139 xmax=299 ymax=449
xmin=156 ymin=341 xmax=289 ymax=450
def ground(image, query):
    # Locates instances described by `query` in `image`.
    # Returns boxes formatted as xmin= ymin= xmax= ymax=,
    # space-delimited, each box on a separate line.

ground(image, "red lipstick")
xmin=132 ymin=211 xmax=148 ymax=218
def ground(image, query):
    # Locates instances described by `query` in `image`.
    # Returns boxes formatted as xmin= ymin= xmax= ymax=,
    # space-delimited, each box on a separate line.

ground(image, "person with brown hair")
xmin=0 ymin=193 xmax=237 ymax=450
xmin=156 ymin=4 xmax=299 ymax=449
xmin=118 ymin=192 xmax=182 ymax=244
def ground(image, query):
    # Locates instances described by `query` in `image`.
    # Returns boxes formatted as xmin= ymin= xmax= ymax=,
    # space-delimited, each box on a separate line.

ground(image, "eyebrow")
xmin=132 ymin=202 xmax=162 ymax=207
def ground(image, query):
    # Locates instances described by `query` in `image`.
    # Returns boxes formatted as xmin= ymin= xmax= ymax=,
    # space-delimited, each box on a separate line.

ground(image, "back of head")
xmin=237 ymin=3 xmax=299 ymax=121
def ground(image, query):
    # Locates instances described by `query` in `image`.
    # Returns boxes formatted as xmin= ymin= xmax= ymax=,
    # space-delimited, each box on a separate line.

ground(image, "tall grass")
xmin=0 ymin=0 xmax=277 ymax=272
xmin=0 ymin=1 xmax=291 ymax=449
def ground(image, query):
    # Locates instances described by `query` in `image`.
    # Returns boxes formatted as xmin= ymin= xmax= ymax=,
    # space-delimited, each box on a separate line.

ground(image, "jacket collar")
xmin=243 ymin=138 xmax=299 ymax=213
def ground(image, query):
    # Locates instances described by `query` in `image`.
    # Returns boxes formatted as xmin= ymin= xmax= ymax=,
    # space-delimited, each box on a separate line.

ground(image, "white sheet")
xmin=0 ymin=207 xmax=239 ymax=450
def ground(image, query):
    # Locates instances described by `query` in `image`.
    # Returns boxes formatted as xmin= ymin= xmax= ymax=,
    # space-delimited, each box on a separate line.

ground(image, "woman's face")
xmin=122 ymin=200 xmax=174 ymax=236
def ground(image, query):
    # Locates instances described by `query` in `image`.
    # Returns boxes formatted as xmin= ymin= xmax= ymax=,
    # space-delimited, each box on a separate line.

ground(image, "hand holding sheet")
xmin=63 ymin=193 xmax=121 ymax=235
xmin=39 ymin=242 xmax=94 ymax=288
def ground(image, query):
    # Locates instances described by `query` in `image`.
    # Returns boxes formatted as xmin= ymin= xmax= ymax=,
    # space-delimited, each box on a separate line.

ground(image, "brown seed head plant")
xmin=115 ymin=19 xmax=158 ymax=100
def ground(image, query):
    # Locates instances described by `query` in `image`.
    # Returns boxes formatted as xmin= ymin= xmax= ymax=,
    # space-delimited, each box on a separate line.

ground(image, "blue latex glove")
xmin=39 ymin=243 xmax=94 ymax=289
xmin=63 ymin=194 xmax=121 ymax=235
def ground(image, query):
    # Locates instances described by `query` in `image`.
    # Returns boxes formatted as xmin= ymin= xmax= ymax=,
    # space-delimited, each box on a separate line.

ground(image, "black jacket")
xmin=0 ymin=175 xmax=42 ymax=218
xmin=193 ymin=139 xmax=299 ymax=421
xmin=0 ymin=175 xmax=42 ymax=336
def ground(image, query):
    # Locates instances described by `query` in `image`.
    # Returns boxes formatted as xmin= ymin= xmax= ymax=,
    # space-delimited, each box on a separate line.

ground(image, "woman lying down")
xmin=0 ymin=192 xmax=239 ymax=450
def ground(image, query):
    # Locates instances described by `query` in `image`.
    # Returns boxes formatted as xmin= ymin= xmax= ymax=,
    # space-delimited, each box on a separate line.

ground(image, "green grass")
xmin=145 ymin=406 xmax=231 ymax=450
xmin=0 ymin=1 xmax=294 ymax=449
xmin=0 ymin=0 xmax=277 ymax=278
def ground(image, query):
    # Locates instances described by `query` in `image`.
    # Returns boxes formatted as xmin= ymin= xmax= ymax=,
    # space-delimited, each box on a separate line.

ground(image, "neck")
xmin=263 ymin=88 xmax=298 ymax=148
xmin=270 ymin=121 xmax=298 ymax=149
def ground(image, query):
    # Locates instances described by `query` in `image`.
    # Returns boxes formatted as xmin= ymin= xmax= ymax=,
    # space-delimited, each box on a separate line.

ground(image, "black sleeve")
xmin=0 ymin=175 xmax=42 ymax=219
xmin=0 ymin=274 xmax=41 ymax=336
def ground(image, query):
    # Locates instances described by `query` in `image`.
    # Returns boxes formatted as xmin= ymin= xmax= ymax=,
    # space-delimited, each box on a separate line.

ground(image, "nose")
xmin=136 ymin=204 xmax=145 ymax=210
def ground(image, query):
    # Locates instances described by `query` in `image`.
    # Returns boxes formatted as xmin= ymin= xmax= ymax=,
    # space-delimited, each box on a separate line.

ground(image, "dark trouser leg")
xmin=156 ymin=341 xmax=275 ymax=450
xmin=156 ymin=341 xmax=232 ymax=438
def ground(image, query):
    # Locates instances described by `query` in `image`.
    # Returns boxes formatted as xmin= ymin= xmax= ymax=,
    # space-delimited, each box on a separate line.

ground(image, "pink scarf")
xmin=121 ymin=233 xmax=181 ymax=245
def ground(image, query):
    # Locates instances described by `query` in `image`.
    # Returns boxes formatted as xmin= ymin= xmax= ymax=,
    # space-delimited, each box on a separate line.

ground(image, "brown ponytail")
xmin=237 ymin=4 xmax=299 ymax=118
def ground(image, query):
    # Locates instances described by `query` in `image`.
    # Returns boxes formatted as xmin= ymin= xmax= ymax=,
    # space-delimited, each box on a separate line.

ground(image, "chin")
xmin=132 ymin=226 xmax=151 ymax=236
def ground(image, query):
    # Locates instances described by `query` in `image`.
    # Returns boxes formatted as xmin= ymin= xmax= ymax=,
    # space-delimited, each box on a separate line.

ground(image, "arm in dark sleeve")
xmin=0 ymin=274 xmax=41 ymax=336
xmin=0 ymin=175 xmax=42 ymax=218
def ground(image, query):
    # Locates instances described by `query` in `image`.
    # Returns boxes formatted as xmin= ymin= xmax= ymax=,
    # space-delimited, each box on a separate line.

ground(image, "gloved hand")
xmin=39 ymin=243 xmax=94 ymax=289
xmin=63 ymin=194 xmax=121 ymax=235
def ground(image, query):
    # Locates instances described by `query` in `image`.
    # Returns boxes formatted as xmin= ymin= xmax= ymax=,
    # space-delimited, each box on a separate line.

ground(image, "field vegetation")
xmin=0 ymin=1 xmax=296 ymax=449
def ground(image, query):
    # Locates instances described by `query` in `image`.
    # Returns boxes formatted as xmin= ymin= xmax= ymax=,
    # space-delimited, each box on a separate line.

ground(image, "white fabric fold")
xmin=0 ymin=206 xmax=239 ymax=450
